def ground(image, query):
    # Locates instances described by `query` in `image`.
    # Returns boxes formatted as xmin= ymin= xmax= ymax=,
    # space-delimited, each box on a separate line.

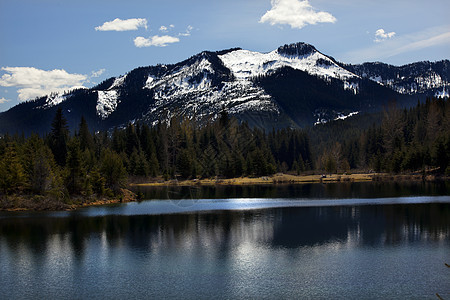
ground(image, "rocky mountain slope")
xmin=0 ymin=42 xmax=448 ymax=134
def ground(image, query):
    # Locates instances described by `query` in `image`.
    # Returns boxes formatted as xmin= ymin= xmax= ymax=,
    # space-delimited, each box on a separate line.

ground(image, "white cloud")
xmin=91 ymin=68 xmax=106 ymax=78
xmin=179 ymin=25 xmax=194 ymax=37
xmin=95 ymin=18 xmax=148 ymax=31
xmin=160 ymin=25 xmax=176 ymax=32
xmin=374 ymin=29 xmax=396 ymax=42
xmin=259 ymin=0 xmax=336 ymax=29
xmin=0 ymin=97 xmax=10 ymax=104
xmin=134 ymin=35 xmax=180 ymax=47
xmin=0 ymin=67 xmax=87 ymax=101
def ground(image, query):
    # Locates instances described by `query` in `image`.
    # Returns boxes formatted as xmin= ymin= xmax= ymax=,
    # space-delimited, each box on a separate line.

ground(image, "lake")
xmin=1 ymin=182 xmax=449 ymax=299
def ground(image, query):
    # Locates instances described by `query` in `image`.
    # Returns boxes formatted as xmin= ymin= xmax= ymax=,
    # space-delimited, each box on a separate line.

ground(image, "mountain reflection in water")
xmin=1 ymin=204 xmax=448 ymax=257
xmin=0 ymin=201 xmax=449 ymax=299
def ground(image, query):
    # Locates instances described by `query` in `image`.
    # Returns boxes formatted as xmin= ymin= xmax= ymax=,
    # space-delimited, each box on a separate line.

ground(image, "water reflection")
xmin=1 ymin=204 xmax=448 ymax=257
xmin=133 ymin=181 xmax=450 ymax=200
xmin=1 ymin=202 xmax=449 ymax=299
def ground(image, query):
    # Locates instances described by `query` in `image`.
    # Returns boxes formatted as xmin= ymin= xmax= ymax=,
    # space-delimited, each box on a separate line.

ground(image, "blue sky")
xmin=0 ymin=0 xmax=449 ymax=112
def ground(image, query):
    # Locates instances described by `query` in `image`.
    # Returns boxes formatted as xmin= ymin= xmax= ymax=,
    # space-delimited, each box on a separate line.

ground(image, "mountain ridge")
xmin=0 ymin=42 xmax=448 ymax=134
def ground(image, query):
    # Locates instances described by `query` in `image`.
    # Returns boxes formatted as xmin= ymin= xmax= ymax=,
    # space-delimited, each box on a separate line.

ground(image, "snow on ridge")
xmin=364 ymin=71 xmax=447 ymax=95
xmin=39 ymin=86 xmax=87 ymax=109
xmin=97 ymin=90 xmax=120 ymax=119
xmin=145 ymin=75 xmax=156 ymax=89
xmin=144 ymin=58 xmax=214 ymax=91
xmin=139 ymin=54 xmax=307 ymax=125
xmin=218 ymin=49 xmax=357 ymax=81
xmin=109 ymin=75 xmax=127 ymax=90
xmin=45 ymin=92 xmax=68 ymax=108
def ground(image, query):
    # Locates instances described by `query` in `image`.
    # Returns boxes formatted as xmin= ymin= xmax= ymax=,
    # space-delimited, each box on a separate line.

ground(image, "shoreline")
xmin=131 ymin=172 xmax=447 ymax=187
xmin=2 ymin=173 xmax=448 ymax=212
xmin=0 ymin=188 xmax=137 ymax=212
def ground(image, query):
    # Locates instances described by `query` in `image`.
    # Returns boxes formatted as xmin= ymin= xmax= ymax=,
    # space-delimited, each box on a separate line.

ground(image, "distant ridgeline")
xmin=0 ymin=42 xmax=449 ymax=135
xmin=0 ymin=98 xmax=449 ymax=209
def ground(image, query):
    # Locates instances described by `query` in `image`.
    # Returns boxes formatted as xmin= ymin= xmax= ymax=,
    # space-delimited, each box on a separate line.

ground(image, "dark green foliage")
xmin=1 ymin=99 xmax=448 ymax=205
xmin=78 ymin=116 xmax=94 ymax=151
xmin=129 ymin=148 xmax=149 ymax=177
xmin=90 ymin=169 xmax=106 ymax=196
xmin=24 ymin=135 xmax=56 ymax=194
xmin=65 ymin=138 xmax=84 ymax=195
xmin=49 ymin=108 xmax=69 ymax=166
xmin=100 ymin=149 xmax=127 ymax=195
xmin=0 ymin=142 xmax=26 ymax=194
xmin=313 ymin=97 xmax=449 ymax=174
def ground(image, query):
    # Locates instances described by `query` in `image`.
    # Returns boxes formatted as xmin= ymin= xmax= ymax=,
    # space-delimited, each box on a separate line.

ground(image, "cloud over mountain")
xmin=260 ymin=0 xmax=336 ymax=29
xmin=0 ymin=67 xmax=87 ymax=101
xmin=134 ymin=35 xmax=180 ymax=47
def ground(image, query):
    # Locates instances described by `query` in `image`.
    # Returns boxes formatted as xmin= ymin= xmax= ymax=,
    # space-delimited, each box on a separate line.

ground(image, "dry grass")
xmin=132 ymin=173 xmax=379 ymax=187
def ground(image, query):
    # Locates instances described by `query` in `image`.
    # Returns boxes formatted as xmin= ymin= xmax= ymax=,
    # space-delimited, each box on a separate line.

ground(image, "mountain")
xmin=0 ymin=42 xmax=448 ymax=134
xmin=343 ymin=61 xmax=450 ymax=96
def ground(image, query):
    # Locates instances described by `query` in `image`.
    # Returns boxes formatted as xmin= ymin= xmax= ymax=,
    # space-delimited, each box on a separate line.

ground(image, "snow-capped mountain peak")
xmin=1 ymin=42 xmax=447 ymax=135
xmin=219 ymin=43 xmax=357 ymax=81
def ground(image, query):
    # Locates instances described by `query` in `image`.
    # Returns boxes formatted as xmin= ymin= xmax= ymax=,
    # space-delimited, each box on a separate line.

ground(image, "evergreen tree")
xmin=24 ymin=136 xmax=56 ymax=195
xmin=90 ymin=168 xmax=106 ymax=196
xmin=149 ymin=152 xmax=159 ymax=177
xmin=65 ymin=138 xmax=84 ymax=195
xmin=177 ymin=149 xmax=192 ymax=179
xmin=101 ymin=149 xmax=127 ymax=195
xmin=0 ymin=142 xmax=26 ymax=195
xmin=125 ymin=123 xmax=140 ymax=156
xmin=78 ymin=116 xmax=94 ymax=151
xmin=49 ymin=108 xmax=69 ymax=166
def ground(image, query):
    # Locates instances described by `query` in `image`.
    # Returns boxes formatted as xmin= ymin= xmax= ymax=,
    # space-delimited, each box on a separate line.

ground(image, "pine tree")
xmin=101 ymin=149 xmax=127 ymax=195
xmin=149 ymin=152 xmax=159 ymax=177
xmin=23 ymin=134 xmax=52 ymax=194
xmin=0 ymin=142 xmax=26 ymax=195
xmin=65 ymin=138 xmax=84 ymax=195
xmin=125 ymin=123 xmax=140 ymax=156
xmin=49 ymin=108 xmax=69 ymax=166
xmin=78 ymin=116 xmax=94 ymax=151
xmin=177 ymin=149 xmax=192 ymax=179
xmin=90 ymin=168 xmax=106 ymax=196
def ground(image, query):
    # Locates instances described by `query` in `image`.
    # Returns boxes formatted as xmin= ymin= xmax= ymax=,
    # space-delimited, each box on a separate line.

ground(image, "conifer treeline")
xmin=313 ymin=98 xmax=450 ymax=174
xmin=0 ymin=108 xmax=314 ymax=200
xmin=0 ymin=98 xmax=448 ymax=203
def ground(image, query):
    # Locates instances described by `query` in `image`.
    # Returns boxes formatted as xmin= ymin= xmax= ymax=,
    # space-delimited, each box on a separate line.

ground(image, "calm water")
xmin=1 ymin=182 xmax=449 ymax=299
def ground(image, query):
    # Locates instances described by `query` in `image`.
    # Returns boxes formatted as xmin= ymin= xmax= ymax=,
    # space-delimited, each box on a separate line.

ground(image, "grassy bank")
xmin=132 ymin=172 xmax=449 ymax=187
xmin=132 ymin=173 xmax=380 ymax=187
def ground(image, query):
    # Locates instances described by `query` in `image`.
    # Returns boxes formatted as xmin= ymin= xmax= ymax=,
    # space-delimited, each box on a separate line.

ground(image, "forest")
xmin=0 ymin=98 xmax=448 ymax=208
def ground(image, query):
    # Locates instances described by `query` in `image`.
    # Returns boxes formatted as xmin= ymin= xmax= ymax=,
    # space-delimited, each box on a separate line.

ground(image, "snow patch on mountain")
xmin=435 ymin=87 xmax=449 ymax=98
xmin=314 ymin=110 xmax=359 ymax=126
xmin=97 ymin=90 xmax=120 ymax=119
xmin=145 ymin=75 xmax=156 ymax=89
xmin=109 ymin=75 xmax=127 ymax=90
xmin=44 ymin=92 xmax=68 ymax=108
xmin=141 ymin=57 xmax=279 ymax=125
xmin=335 ymin=111 xmax=359 ymax=121
xmin=344 ymin=81 xmax=359 ymax=94
xmin=219 ymin=49 xmax=357 ymax=81
xmin=350 ymin=63 xmax=449 ymax=96
xmin=145 ymin=58 xmax=214 ymax=91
